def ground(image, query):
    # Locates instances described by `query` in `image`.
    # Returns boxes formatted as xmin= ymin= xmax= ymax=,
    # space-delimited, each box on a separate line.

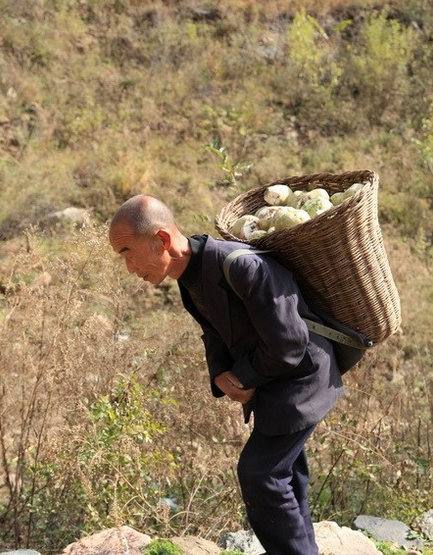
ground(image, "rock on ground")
xmin=45 ymin=207 xmax=92 ymax=227
xmin=60 ymin=526 xmax=151 ymax=555
xmin=218 ymin=521 xmax=385 ymax=555
xmin=169 ymin=536 xmax=221 ymax=555
xmin=0 ymin=551 xmax=41 ymax=555
xmin=412 ymin=509 xmax=433 ymax=540
xmin=314 ymin=521 xmax=384 ymax=555
xmin=221 ymin=529 xmax=264 ymax=555
xmin=353 ymin=515 xmax=423 ymax=548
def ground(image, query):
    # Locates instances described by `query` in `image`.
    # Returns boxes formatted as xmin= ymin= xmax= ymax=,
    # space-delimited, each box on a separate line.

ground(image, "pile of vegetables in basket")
xmin=231 ymin=182 xmax=366 ymax=240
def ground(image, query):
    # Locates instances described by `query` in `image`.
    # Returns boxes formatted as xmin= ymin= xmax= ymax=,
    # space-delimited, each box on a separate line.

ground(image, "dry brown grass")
xmin=0 ymin=226 xmax=249 ymax=549
xmin=1 ymin=0 xmax=433 ymax=550
xmin=307 ymin=228 xmax=433 ymax=524
xmin=217 ymin=0 xmax=392 ymax=19
xmin=0 ymin=221 xmax=432 ymax=550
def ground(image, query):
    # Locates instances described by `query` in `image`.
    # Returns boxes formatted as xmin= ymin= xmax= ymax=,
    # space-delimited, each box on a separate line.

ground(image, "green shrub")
xmin=288 ymin=10 xmax=341 ymax=86
xmin=421 ymin=98 xmax=433 ymax=176
xmin=283 ymin=10 xmax=343 ymax=131
xmin=379 ymin=190 xmax=430 ymax=237
xmin=142 ymin=539 xmax=181 ymax=555
xmin=344 ymin=10 xmax=418 ymax=124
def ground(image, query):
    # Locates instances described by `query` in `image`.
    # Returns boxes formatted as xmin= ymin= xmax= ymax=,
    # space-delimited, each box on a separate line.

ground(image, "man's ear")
xmin=155 ymin=229 xmax=171 ymax=251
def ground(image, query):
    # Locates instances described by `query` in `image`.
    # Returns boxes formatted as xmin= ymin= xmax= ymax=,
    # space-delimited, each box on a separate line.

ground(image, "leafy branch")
xmin=205 ymin=139 xmax=252 ymax=189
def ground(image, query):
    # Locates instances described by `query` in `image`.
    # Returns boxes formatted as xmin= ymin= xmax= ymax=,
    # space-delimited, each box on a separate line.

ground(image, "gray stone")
xmin=46 ymin=207 xmax=92 ymax=227
xmin=0 ymin=551 xmax=41 ymax=555
xmin=221 ymin=529 xmax=264 ymax=555
xmin=412 ymin=508 xmax=433 ymax=540
xmin=353 ymin=515 xmax=423 ymax=548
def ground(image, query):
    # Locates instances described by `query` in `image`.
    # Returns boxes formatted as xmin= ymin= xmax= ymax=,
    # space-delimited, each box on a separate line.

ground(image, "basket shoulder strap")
xmin=222 ymin=249 xmax=367 ymax=350
xmin=302 ymin=318 xmax=368 ymax=350
xmin=222 ymin=248 xmax=271 ymax=290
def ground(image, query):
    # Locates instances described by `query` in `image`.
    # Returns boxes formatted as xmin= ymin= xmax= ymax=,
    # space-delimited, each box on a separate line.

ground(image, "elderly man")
xmin=109 ymin=194 xmax=343 ymax=555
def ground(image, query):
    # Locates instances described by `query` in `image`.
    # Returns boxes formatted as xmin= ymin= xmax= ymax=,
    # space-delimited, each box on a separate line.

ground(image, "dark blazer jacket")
xmin=178 ymin=235 xmax=343 ymax=436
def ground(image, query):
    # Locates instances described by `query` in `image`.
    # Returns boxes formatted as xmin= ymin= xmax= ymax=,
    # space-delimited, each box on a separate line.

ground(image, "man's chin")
xmin=145 ymin=276 xmax=166 ymax=285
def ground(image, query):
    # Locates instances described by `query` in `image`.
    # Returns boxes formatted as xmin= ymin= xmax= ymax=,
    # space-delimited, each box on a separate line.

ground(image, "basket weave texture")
xmin=215 ymin=169 xmax=401 ymax=344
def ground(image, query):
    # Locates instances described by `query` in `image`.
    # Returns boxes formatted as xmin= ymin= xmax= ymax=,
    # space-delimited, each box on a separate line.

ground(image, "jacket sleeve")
xmin=201 ymin=328 xmax=235 ymax=397
xmin=228 ymin=255 xmax=311 ymax=389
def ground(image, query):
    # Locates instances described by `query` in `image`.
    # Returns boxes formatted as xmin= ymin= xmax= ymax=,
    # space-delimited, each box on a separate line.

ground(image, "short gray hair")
xmin=110 ymin=195 xmax=175 ymax=238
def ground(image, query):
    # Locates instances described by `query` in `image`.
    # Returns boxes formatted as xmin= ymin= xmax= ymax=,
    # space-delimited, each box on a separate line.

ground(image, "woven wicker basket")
xmin=215 ymin=169 xmax=401 ymax=344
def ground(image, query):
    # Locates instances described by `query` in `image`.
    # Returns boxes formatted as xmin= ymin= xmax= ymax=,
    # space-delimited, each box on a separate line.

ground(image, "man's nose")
xmin=125 ymin=258 xmax=137 ymax=274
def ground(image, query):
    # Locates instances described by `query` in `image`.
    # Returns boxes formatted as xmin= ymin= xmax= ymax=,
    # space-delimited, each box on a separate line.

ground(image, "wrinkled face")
xmin=110 ymin=222 xmax=170 ymax=285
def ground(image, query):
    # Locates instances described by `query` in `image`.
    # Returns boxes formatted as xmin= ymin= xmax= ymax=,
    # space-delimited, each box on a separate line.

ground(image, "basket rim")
xmin=230 ymin=168 xmax=378 ymax=196
xmin=215 ymin=169 xmax=379 ymax=243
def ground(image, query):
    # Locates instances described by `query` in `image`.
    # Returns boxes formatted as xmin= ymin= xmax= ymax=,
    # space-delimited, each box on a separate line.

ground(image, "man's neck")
xmin=168 ymin=234 xmax=192 ymax=279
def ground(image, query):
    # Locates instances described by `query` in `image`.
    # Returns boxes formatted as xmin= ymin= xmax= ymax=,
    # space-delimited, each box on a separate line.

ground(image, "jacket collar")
xmin=200 ymin=236 xmax=233 ymax=346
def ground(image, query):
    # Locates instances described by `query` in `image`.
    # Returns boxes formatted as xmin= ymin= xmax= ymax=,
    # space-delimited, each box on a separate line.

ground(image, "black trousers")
xmin=237 ymin=424 xmax=318 ymax=555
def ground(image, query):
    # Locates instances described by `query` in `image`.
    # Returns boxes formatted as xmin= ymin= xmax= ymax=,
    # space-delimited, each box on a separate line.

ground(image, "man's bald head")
xmin=109 ymin=195 xmax=176 ymax=239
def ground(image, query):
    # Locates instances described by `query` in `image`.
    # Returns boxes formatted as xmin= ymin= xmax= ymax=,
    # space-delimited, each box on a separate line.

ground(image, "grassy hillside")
xmin=1 ymin=0 xmax=433 ymax=552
